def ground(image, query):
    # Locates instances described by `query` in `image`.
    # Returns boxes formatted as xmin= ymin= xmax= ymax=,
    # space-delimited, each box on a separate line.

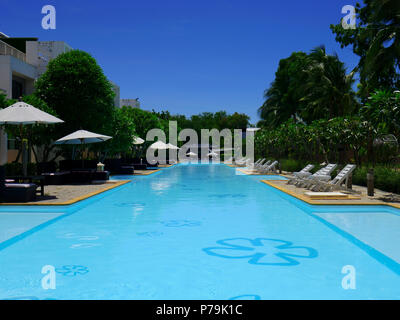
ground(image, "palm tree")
xmin=360 ymin=0 xmax=400 ymax=92
xmin=258 ymin=52 xmax=308 ymax=128
xmin=300 ymin=46 xmax=357 ymax=121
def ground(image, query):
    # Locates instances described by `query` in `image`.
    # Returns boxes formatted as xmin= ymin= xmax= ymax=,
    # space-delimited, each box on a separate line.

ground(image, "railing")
xmin=0 ymin=40 xmax=26 ymax=62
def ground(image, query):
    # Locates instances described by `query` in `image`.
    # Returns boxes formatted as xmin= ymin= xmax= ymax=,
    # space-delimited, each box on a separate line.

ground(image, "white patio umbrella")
xmin=55 ymin=130 xmax=112 ymax=145
xmin=55 ymin=130 xmax=112 ymax=168
xmin=186 ymin=152 xmax=197 ymax=157
xmin=0 ymin=101 xmax=64 ymax=176
xmin=212 ymin=147 xmax=235 ymax=152
xmin=207 ymin=151 xmax=218 ymax=157
xmin=149 ymin=141 xmax=169 ymax=150
xmin=246 ymin=128 xmax=261 ymax=132
xmin=133 ymin=136 xmax=145 ymax=145
xmin=166 ymin=143 xmax=180 ymax=150
xmin=0 ymin=101 xmax=64 ymax=125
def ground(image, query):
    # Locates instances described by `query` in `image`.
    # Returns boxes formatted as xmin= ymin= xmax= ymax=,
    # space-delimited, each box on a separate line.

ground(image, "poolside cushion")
xmin=305 ymin=192 xmax=349 ymax=199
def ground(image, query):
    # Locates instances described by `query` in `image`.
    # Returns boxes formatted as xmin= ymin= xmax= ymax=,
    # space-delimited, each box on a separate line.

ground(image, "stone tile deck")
xmin=0 ymin=180 xmax=130 ymax=206
xmin=262 ymin=179 xmax=400 ymax=209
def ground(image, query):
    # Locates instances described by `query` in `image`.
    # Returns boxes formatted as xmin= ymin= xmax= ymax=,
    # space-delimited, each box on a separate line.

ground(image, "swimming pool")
xmin=0 ymin=164 xmax=399 ymax=300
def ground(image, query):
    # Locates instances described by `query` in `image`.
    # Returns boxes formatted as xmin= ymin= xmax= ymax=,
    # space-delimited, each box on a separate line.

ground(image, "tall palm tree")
xmin=300 ymin=46 xmax=357 ymax=121
xmin=361 ymin=0 xmax=400 ymax=90
xmin=258 ymin=52 xmax=308 ymax=128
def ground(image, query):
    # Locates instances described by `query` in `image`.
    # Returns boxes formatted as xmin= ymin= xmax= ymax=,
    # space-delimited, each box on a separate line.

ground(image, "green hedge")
xmin=276 ymin=159 xmax=400 ymax=194
xmin=353 ymin=166 xmax=400 ymax=194
xmin=279 ymin=159 xmax=308 ymax=172
xmin=4 ymin=163 xmax=37 ymax=176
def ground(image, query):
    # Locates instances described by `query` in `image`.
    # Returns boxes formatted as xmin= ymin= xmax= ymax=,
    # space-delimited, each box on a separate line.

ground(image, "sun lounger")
xmin=249 ymin=160 xmax=272 ymax=172
xmin=234 ymin=158 xmax=251 ymax=167
xmin=258 ymin=160 xmax=279 ymax=174
xmin=247 ymin=158 xmax=265 ymax=170
xmin=293 ymin=164 xmax=315 ymax=178
xmin=292 ymin=163 xmax=337 ymax=187
xmin=309 ymin=164 xmax=357 ymax=192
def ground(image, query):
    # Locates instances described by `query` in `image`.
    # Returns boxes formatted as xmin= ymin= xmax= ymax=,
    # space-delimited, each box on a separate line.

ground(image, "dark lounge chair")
xmin=55 ymin=160 xmax=110 ymax=183
xmin=3 ymin=183 xmax=37 ymax=202
xmin=104 ymin=159 xmax=134 ymax=174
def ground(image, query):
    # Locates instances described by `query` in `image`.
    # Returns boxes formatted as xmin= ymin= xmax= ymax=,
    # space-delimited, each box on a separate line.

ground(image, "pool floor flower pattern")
xmin=229 ymin=294 xmax=261 ymax=300
xmin=203 ymin=238 xmax=318 ymax=266
xmin=160 ymin=220 xmax=201 ymax=227
xmin=55 ymin=265 xmax=89 ymax=276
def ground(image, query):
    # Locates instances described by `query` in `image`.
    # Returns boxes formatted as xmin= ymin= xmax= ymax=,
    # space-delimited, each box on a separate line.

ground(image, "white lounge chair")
xmin=257 ymin=159 xmax=271 ymax=170
xmin=253 ymin=160 xmax=272 ymax=173
xmin=293 ymin=163 xmax=337 ymax=188
xmin=234 ymin=157 xmax=250 ymax=166
xmin=247 ymin=158 xmax=265 ymax=170
xmin=309 ymin=164 xmax=357 ymax=192
xmin=245 ymin=159 xmax=272 ymax=173
xmin=258 ymin=160 xmax=279 ymax=174
xmin=293 ymin=164 xmax=315 ymax=178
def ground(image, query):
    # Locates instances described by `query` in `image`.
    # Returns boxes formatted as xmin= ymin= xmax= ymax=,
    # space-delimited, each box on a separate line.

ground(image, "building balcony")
xmin=0 ymin=39 xmax=26 ymax=62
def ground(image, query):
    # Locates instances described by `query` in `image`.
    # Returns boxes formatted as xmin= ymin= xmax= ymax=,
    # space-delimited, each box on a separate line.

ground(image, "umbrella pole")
xmin=81 ymin=139 xmax=85 ymax=169
xmin=20 ymin=124 xmax=27 ymax=177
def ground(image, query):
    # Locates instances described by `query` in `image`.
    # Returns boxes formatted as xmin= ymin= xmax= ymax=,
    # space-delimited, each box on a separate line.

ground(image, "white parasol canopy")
xmin=149 ymin=141 xmax=169 ymax=150
xmin=0 ymin=101 xmax=64 ymax=125
xmin=55 ymin=130 xmax=112 ymax=145
xmin=133 ymin=136 xmax=145 ymax=145
xmin=0 ymin=101 xmax=64 ymax=176
xmin=186 ymin=152 xmax=197 ymax=157
xmin=166 ymin=143 xmax=180 ymax=150
xmin=207 ymin=151 xmax=218 ymax=157
xmin=246 ymin=128 xmax=261 ymax=132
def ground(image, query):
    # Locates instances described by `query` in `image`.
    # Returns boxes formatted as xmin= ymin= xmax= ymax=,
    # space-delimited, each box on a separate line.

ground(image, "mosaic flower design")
xmin=136 ymin=231 xmax=164 ymax=237
xmin=114 ymin=202 xmax=146 ymax=208
xmin=229 ymin=294 xmax=261 ymax=300
xmin=55 ymin=265 xmax=89 ymax=277
xmin=160 ymin=220 xmax=201 ymax=227
xmin=209 ymin=194 xmax=246 ymax=199
xmin=203 ymin=238 xmax=318 ymax=266
xmin=70 ymin=243 xmax=100 ymax=249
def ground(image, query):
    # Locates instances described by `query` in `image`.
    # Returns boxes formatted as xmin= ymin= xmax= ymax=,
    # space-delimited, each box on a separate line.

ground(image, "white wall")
xmin=0 ymin=56 xmax=12 ymax=97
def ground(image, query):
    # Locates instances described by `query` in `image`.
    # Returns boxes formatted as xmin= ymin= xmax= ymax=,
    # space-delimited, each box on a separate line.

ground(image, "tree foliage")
xmin=330 ymin=0 xmax=400 ymax=98
xmin=35 ymin=50 xmax=115 ymax=138
xmin=258 ymin=47 xmax=357 ymax=127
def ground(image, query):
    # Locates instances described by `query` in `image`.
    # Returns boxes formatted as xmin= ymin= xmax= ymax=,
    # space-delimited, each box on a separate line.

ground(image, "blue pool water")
xmin=0 ymin=164 xmax=399 ymax=300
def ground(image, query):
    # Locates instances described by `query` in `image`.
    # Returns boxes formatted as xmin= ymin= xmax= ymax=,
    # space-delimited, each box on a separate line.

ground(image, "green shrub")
xmin=279 ymin=159 xmax=308 ymax=172
xmin=4 ymin=162 xmax=37 ymax=176
xmin=353 ymin=166 xmax=400 ymax=194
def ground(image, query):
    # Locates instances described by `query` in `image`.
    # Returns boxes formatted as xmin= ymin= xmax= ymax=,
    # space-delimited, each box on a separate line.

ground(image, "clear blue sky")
xmin=1 ymin=0 xmax=359 ymax=123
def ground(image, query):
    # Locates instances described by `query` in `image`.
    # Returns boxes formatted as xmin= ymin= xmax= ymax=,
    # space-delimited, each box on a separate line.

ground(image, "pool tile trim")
xmin=0 ymin=180 xmax=131 ymax=206
xmin=261 ymin=180 xmax=400 ymax=209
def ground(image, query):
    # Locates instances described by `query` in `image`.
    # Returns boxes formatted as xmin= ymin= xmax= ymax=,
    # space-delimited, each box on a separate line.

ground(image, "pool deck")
xmin=0 ymin=165 xmax=172 ymax=206
xmin=133 ymin=169 xmax=160 ymax=175
xmin=0 ymin=180 xmax=130 ymax=206
xmin=236 ymin=167 xmax=279 ymax=175
xmin=262 ymin=179 xmax=400 ymax=209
